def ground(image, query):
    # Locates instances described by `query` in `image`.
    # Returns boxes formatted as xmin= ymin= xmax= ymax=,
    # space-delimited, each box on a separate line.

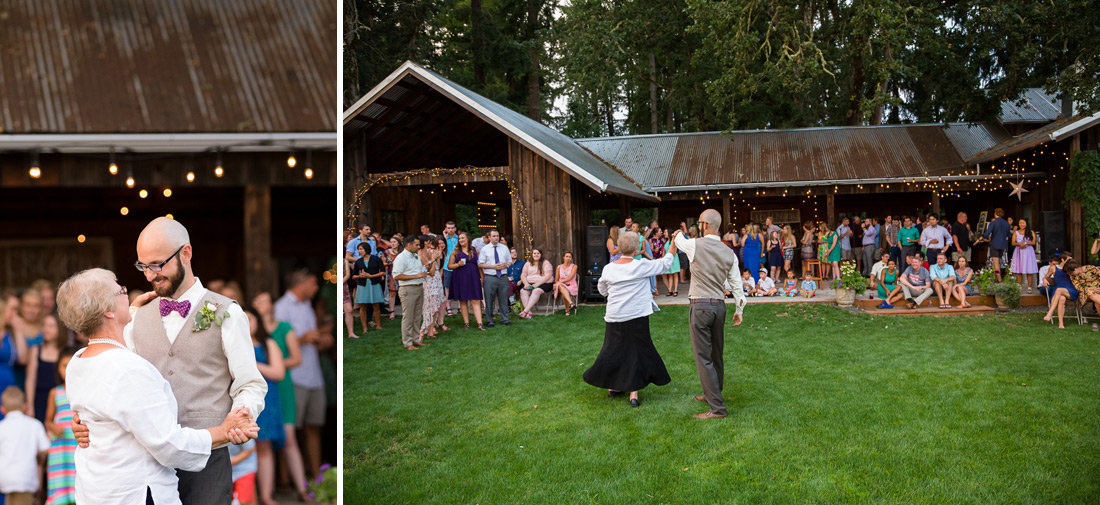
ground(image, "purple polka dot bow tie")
xmin=160 ymin=299 xmax=191 ymax=317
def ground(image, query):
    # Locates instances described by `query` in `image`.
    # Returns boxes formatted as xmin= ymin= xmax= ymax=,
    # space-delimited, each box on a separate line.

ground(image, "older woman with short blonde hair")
xmin=58 ymin=268 xmax=257 ymax=505
xmin=582 ymin=232 xmax=678 ymax=407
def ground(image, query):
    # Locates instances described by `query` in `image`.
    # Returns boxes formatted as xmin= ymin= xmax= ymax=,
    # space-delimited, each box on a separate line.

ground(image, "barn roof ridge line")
xmin=344 ymin=61 xmax=655 ymax=201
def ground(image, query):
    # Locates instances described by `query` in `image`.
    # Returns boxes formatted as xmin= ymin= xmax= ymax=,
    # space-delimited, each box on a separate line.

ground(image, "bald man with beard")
xmin=74 ymin=217 xmax=266 ymax=505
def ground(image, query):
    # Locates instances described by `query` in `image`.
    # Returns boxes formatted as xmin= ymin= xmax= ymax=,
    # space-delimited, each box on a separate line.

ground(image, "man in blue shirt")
xmin=837 ymin=217 xmax=853 ymax=261
xmin=929 ymin=252 xmax=957 ymax=308
xmin=441 ymin=221 xmax=458 ymax=313
xmin=978 ymin=208 xmax=1011 ymax=282
xmin=345 ymin=224 xmax=376 ymax=263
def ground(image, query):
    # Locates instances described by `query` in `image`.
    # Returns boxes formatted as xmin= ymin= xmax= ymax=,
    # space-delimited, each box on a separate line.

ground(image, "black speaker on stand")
xmin=1042 ymin=211 xmax=1067 ymax=257
xmin=585 ymin=225 xmax=609 ymax=303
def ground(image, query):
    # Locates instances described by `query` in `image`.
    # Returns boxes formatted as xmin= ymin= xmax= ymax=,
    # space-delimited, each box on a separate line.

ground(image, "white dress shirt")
xmin=67 ymin=347 xmax=212 ymax=505
xmin=124 ymin=279 xmax=266 ymax=420
xmin=391 ymin=250 xmax=426 ymax=287
xmin=673 ymin=233 xmax=747 ymax=316
xmin=598 ymin=252 xmax=675 ymax=323
xmin=870 ymin=260 xmax=888 ymax=280
xmin=0 ymin=411 xmax=50 ymax=493
xmin=920 ymin=225 xmax=953 ymax=249
xmin=478 ymin=242 xmax=512 ymax=277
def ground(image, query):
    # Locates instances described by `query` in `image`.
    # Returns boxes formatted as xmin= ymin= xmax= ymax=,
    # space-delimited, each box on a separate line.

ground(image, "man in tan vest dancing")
xmin=74 ymin=217 xmax=267 ymax=504
xmin=673 ymin=209 xmax=747 ymax=419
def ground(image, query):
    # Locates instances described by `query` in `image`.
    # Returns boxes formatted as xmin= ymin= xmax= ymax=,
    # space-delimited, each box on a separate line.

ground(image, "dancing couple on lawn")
xmin=59 ymin=217 xmax=267 ymax=504
xmin=584 ymin=208 xmax=746 ymax=419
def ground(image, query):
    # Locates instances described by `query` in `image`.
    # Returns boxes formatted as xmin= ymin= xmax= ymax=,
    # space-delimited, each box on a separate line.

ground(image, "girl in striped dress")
xmin=44 ymin=347 xmax=78 ymax=505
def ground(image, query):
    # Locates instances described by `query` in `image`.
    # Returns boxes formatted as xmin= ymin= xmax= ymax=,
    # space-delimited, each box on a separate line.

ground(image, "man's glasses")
xmin=135 ymin=245 xmax=184 ymax=273
xmin=116 ymin=286 xmax=129 ymax=296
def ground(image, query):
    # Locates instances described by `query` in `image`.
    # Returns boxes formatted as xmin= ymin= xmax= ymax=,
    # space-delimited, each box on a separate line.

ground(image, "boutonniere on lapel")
xmin=193 ymin=301 xmax=229 ymax=332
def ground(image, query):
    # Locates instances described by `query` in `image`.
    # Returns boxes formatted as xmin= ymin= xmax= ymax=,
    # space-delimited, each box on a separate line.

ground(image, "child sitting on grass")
xmin=779 ymin=270 xmax=799 ymax=297
xmin=741 ymin=269 xmax=758 ymax=297
xmin=756 ymin=269 xmax=778 ymax=297
xmin=799 ymin=271 xmax=817 ymax=298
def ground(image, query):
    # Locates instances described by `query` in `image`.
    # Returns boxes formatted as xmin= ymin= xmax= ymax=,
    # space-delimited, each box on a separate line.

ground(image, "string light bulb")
xmin=215 ymin=149 xmax=224 ymax=177
xmin=77 ymin=234 xmax=86 ymax=243
xmin=139 ymin=189 xmax=148 ymax=198
xmin=287 ymin=153 xmax=297 ymax=168
xmin=303 ymin=150 xmax=313 ymax=180
xmin=126 ymin=171 xmax=135 ymax=188
xmin=304 ymin=168 xmax=314 ymax=180
xmin=28 ymin=151 xmax=40 ymax=178
xmin=108 ymin=148 xmax=118 ymax=175
xmin=120 ymin=206 xmax=129 ymax=216
xmin=163 ymin=188 xmax=172 ymax=198
xmin=186 ymin=171 xmax=195 ymax=182
xmin=166 ymin=214 xmax=174 ymax=220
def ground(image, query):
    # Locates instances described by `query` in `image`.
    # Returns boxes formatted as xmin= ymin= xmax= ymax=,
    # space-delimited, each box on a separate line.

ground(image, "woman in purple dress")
xmin=1011 ymin=218 xmax=1038 ymax=294
xmin=447 ymin=232 xmax=486 ymax=330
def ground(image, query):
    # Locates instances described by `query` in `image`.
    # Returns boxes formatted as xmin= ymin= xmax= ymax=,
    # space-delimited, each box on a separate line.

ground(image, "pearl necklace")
xmin=87 ymin=338 xmax=127 ymax=350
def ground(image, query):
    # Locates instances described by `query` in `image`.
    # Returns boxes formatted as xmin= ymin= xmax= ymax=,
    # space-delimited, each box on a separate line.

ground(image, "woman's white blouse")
xmin=598 ymin=252 xmax=675 ymax=323
xmin=66 ymin=347 xmax=212 ymax=505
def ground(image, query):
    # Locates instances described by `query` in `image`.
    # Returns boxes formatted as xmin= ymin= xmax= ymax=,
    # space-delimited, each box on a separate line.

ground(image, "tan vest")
xmin=133 ymin=291 xmax=235 ymax=429
xmin=688 ymin=237 xmax=736 ymax=300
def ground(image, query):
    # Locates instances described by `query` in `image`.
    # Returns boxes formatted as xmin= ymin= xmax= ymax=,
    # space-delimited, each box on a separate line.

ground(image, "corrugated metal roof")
xmin=999 ymin=88 xmax=1064 ymax=124
xmin=968 ymin=115 xmax=1085 ymax=165
xmin=0 ymin=0 xmax=336 ymax=134
xmin=344 ymin=61 xmax=655 ymax=201
xmin=942 ymin=122 xmax=1012 ymax=161
xmin=577 ymin=125 xmax=979 ymax=191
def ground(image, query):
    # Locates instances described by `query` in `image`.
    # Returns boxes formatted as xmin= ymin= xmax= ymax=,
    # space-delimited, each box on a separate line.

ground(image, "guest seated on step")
xmin=1038 ymin=254 xmax=1062 ymax=298
xmin=778 ymin=270 xmax=799 ymax=297
xmin=952 ymin=257 xmax=977 ymax=308
xmin=755 ymin=269 xmax=778 ymax=297
xmin=516 ymin=248 xmax=554 ymax=319
xmin=877 ymin=259 xmax=903 ymax=309
xmin=930 ymin=253 xmax=956 ymax=309
xmin=799 ymin=272 xmax=817 ymax=298
xmin=740 ymin=270 xmax=757 ymax=297
xmin=899 ymin=255 xmax=933 ymax=309
xmin=869 ymin=251 xmax=890 ymax=294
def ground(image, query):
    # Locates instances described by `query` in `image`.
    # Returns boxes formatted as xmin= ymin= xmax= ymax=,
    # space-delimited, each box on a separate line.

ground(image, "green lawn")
xmin=343 ymin=304 xmax=1100 ymax=504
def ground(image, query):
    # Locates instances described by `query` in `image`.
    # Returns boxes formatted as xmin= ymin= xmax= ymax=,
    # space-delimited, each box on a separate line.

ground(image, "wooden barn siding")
xmin=507 ymin=139 xmax=583 ymax=266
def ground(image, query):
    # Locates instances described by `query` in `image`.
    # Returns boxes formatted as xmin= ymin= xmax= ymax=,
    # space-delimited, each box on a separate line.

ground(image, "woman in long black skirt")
xmin=583 ymin=231 xmax=678 ymax=407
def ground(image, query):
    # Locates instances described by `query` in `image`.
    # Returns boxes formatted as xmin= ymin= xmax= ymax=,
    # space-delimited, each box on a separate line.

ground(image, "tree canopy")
xmin=344 ymin=0 xmax=1100 ymax=134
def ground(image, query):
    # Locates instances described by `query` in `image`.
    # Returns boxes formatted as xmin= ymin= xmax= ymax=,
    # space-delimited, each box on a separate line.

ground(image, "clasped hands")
xmin=71 ymin=406 xmax=259 ymax=448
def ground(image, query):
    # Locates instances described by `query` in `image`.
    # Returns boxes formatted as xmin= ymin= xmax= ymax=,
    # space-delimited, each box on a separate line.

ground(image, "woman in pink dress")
xmin=517 ymin=248 xmax=554 ymax=319
xmin=553 ymin=252 xmax=580 ymax=316
xmin=1011 ymin=218 xmax=1038 ymax=294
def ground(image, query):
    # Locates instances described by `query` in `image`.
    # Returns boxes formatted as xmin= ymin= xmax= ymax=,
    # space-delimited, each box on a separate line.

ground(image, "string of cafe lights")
xmin=25 ymin=145 xmax=317 ymax=182
xmin=659 ymin=141 xmax=1069 ymax=210
xmin=346 ymin=166 xmax=536 ymax=260
xmin=24 ymin=145 xmax=319 ymax=243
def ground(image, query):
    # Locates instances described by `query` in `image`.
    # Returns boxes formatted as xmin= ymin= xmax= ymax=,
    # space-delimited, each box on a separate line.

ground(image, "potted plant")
xmin=973 ymin=267 xmax=996 ymax=296
xmin=988 ymin=281 xmax=1021 ymax=309
xmin=830 ymin=261 xmax=867 ymax=307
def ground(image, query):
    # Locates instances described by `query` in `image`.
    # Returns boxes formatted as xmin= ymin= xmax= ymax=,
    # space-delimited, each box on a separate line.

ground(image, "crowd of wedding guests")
xmin=344 ymin=212 xmax=1100 ymax=350
xmin=344 ymin=222 xmax=582 ymax=345
xmin=0 ymin=271 xmax=333 ymax=505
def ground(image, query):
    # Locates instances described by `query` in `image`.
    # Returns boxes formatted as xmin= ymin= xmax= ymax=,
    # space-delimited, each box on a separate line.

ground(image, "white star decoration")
xmin=1008 ymin=180 xmax=1029 ymax=201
